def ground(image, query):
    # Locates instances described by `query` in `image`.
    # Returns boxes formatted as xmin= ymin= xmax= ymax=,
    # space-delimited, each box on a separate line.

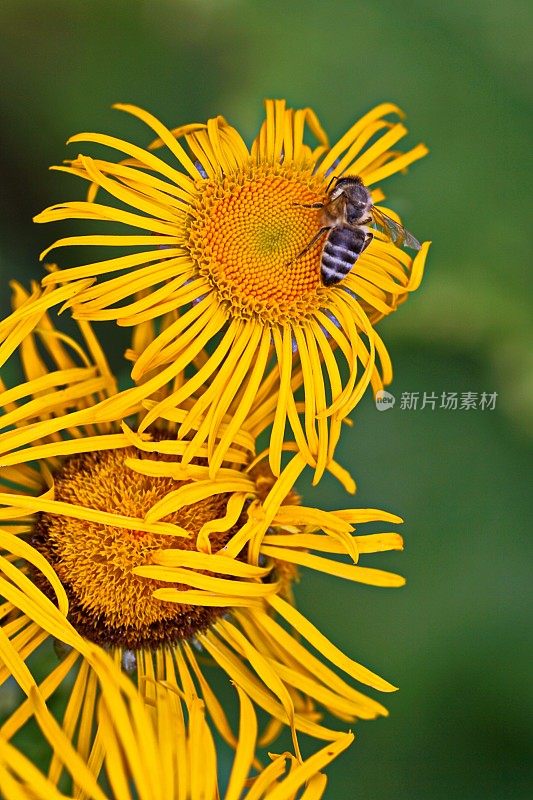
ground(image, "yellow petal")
xmin=268 ymin=595 xmax=397 ymax=692
xmin=265 ymin=733 xmax=354 ymax=800
xmin=225 ymin=684 xmax=258 ymax=800
xmin=218 ymin=619 xmax=302 ymax=762
xmin=261 ymin=545 xmax=405 ymax=587
xmin=150 ymin=549 xmax=271 ymax=579
xmin=0 ymin=533 xmax=68 ymax=615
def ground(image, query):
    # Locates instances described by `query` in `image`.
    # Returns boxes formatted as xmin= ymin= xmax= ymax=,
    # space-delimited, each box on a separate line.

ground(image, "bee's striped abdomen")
xmin=320 ymin=225 xmax=366 ymax=286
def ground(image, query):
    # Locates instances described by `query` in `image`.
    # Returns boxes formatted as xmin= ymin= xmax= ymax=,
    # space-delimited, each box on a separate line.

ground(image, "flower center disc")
xmin=188 ymin=166 xmax=328 ymax=322
xmin=31 ymin=447 xmax=238 ymax=650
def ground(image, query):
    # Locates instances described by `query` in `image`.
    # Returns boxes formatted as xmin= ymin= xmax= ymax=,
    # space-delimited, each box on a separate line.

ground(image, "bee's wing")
xmin=371 ymin=207 xmax=421 ymax=251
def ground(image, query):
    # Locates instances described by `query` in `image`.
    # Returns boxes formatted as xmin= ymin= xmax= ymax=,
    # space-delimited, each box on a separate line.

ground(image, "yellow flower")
xmin=0 ymin=283 xmax=405 ymax=778
xmin=34 ymin=99 xmax=430 ymax=483
xmin=0 ymin=650 xmax=354 ymax=799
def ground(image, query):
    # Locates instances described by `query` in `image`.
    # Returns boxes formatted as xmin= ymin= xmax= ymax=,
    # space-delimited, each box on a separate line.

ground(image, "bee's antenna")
xmin=326 ymin=174 xmax=339 ymax=192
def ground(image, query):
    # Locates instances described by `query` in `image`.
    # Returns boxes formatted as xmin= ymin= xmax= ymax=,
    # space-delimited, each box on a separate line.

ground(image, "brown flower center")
xmin=31 ymin=446 xmax=241 ymax=650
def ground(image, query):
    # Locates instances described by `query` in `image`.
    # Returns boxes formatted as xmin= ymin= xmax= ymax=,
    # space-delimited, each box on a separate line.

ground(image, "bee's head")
xmin=329 ymin=176 xmax=371 ymax=216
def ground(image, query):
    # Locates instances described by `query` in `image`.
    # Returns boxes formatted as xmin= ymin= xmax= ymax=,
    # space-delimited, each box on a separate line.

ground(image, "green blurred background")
xmin=0 ymin=1 xmax=531 ymax=797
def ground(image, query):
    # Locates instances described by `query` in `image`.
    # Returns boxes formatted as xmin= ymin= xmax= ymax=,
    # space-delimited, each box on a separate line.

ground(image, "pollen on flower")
xmin=31 ymin=445 xmax=242 ymax=649
xmin=188 ymin=163 xmax=330 ymax=323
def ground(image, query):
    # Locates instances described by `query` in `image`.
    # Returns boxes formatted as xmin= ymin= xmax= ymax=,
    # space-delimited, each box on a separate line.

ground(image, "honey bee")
xmin=292 ymin=175 xmax=421 ymax=286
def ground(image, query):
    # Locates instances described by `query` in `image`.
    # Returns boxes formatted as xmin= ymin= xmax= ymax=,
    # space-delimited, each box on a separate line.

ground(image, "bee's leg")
xmin=362 ymin=231 xmax=373 ymax=252
xmin=286 ymin=226 xmax=331 ymax=266
xmin=292 ymin=202 xmax=324 ymax=209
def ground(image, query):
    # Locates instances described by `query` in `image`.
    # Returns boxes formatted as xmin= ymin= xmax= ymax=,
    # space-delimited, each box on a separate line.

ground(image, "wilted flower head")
xmin=35 ymin=99 xmax=429 ymax=482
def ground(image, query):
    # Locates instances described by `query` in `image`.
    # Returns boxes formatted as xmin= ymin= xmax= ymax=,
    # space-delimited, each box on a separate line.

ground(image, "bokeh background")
xmin=0 ymin=1 xmax=532 ymax=798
